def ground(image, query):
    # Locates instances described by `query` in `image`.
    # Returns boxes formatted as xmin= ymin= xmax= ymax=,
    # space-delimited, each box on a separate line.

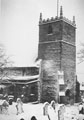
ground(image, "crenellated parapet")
xmin=39 ymin=6 xmax=76 ymax=27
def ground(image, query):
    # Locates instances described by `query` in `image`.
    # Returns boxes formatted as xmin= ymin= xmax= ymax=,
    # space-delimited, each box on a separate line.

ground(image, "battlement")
xmin=39 ymin=16 xmax=76 ymax=27
xmin=39 ymin=6 xmax=76 ymax=27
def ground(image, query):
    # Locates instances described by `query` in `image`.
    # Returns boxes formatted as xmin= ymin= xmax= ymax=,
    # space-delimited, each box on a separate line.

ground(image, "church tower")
xmin=38 ymin=6 xmax=76 ymax=103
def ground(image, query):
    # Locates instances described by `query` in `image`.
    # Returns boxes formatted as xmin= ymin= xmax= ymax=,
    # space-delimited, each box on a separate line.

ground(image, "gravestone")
xmin=50 ymin=100 xmax=56 ymax=110
xmin=43 ymin=102 xmax=49 ymax=116
xmin=48 ymin=104 xmax=57 ymax=120
xmin=16 ymin=98 xmax=24 ymax=115
xmin=1 ymin=100 xmax=9 ymax=114
xmin=58 ymin=105 xmax=65 ymax=120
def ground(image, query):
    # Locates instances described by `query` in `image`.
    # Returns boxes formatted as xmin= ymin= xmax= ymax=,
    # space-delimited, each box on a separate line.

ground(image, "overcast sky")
xmin=0 ymin=0 xmax=84 ymax=81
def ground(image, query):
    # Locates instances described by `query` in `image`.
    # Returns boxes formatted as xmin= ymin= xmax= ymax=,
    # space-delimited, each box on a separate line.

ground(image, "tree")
xmin=77 ymin=43 xmax=84 ymax=64
xmin=0 ymin=44 xmax=13 ymax=80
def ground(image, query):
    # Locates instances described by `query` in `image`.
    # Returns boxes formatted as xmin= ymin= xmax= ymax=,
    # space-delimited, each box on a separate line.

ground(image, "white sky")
xmin=0 ymin=0 xmax=84 ymax=82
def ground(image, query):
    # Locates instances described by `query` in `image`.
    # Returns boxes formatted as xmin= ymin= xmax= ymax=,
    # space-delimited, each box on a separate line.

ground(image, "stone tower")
xmin=38 ymin=6 xmax=76 ymax=103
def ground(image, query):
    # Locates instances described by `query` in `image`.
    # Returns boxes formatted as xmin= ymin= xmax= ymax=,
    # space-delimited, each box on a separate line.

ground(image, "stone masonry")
xmin=38 ymin=6 xmax=76 ymax=103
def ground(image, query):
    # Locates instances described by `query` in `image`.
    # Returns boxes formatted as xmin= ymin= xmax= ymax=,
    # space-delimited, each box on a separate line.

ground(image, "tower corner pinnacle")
xmin=39 ymin=13 xmax=42 ymax=23
xmin=73 ymin=16 xmax=75 ymax=24
xmin=60 ymin=6 xmax=63 ymax=18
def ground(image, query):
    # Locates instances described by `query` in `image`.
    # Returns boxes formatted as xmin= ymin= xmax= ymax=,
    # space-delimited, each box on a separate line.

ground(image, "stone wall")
xmin=63 ymin=21 xmax=75 ymax=45
xmin=40 ymin=60 xmax=59 ymax=103
xmin=38 ymin=18 xmax=76 ymax=103
xmin=39 ymin=21 xmax=63 ymax=43
xmin=38 ymin=42 xmax=61 ymax=102
xmin=0 ymin=67 xmax=39 ymax=78
xmin=61 ymin=42 xmax=76 ymax=86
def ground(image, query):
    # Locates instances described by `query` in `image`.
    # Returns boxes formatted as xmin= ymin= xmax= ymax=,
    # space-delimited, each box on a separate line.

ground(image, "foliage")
xmin=0 ymin=44 xmax=13 ymax=79
xmin=77 ymin=43 xmax=84 ymax=64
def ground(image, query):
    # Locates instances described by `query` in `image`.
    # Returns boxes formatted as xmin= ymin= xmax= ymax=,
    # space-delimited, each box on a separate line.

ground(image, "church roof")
xmin=0 ymin=75 xmax=39 ymax=85
xmin=8 ymin=75 xmax=39 ymax=80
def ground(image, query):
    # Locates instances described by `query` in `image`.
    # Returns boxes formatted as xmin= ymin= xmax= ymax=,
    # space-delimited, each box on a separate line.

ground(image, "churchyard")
xmin=0 ymin=100 xmax=84 ymax=120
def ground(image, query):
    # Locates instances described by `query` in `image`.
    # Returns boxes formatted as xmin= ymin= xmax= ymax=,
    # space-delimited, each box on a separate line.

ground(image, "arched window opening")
xmin=48 ymin=25 xmax=53 ymax=34
xmin=65 ymin=89 xmax=70 ymax=96
xmin=0 ymin=88 xmax=3 ymax=94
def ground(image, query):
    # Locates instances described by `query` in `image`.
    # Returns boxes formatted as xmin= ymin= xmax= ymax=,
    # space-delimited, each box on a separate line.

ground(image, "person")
xmin=16 ymin=98 xmax=24 ymax=115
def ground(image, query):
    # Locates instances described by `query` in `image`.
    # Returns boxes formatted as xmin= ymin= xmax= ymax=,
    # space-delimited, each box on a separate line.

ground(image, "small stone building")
xmin=0 ymin=66 xmax=39 ymax=103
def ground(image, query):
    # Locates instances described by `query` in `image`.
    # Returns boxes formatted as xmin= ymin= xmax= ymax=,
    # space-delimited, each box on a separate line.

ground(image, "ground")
xmin=0 ymin=102 xmax=84 ymax=120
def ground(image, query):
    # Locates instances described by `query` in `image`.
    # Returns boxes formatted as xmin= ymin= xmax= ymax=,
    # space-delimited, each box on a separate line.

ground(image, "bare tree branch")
xmin=0 ymin=44 xmax=13 ymax=80
xmin=77 ymin=43 xmax=84 ymax=64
